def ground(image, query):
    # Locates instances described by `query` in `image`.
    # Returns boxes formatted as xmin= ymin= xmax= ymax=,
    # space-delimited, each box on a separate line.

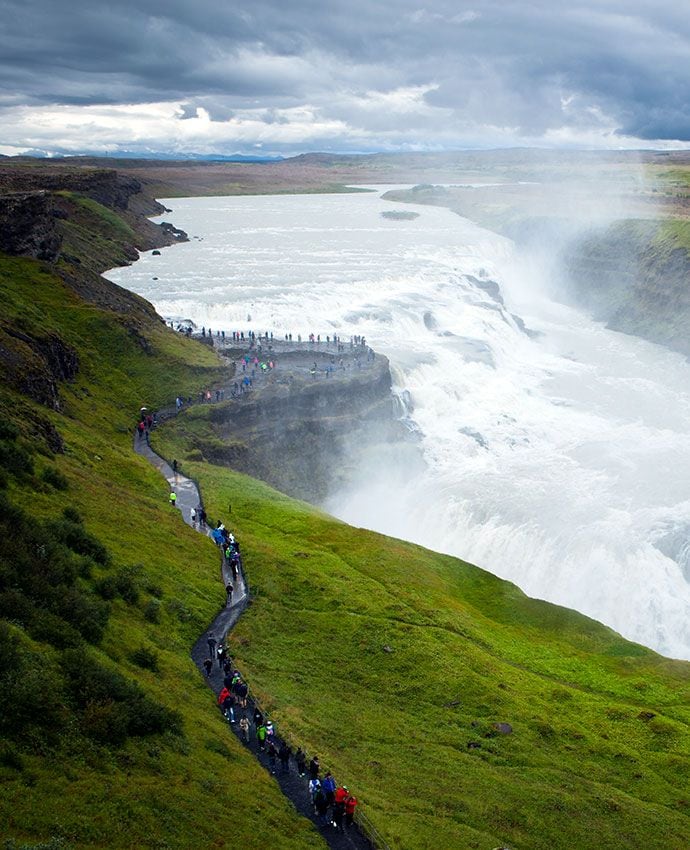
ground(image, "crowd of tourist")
xmin=136 ymin=392 xmax=364 ymax=839
xmin=201 ymin=506 xmax=360 ymax=834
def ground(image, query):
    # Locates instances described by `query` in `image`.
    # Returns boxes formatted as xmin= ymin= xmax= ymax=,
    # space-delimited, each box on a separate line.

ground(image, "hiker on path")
xmin=226 ymin=583 xmax=234 ymax=605
xmin=308 ymin=777 xmax=321 ymax=810
xmin=344 ymin=793 xmax=358 ymax=828
xmin=190 ymin=506 xmax=197 ymax=526
xmin=203 ymin=658 xmax=213 ymax=677
xmin=279 ymin=742 xmax=291 ymax=773
xmin=314 ymin=786 xmax=329 ymax=826
xmin=322 ymin=771 xmax=336 ymax=805
xmin=333 ymin=786 xmax=348 ymax=832
xmin=256 ymin=722 xmax=267 ymax=752
xmin=169 ymin=490 xmax=177 ymax=507
xmin=172 ymin=459 xmax=178 ymax=475
xmin=309 ymin=755 xmax=320 ymax=780
xmin=236 ymin=679 xmax=248 ymax=708
xmin=239 ymin=714 xmax=250 ymax=741
xmin=222 ymin=691 xmax=236 ymax=723
xmin=295 ymin=748 xmax=306 ymax=777
xmin=207 ymin=633 xmax=217 ymax=658
xmin=217 ymin=643 xmax=226 ymax=668
xmin=253 ymin=707 xmax=263 ymax=728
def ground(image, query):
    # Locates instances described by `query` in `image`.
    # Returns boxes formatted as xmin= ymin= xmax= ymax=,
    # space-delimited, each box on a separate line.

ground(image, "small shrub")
xmin=114 ymin=570 xmax=139 ymax=605
xmin=127 ymin=696 xmax=182 ymax=738
xmin=0 ymin=441 xmax=33 ymax=477
xmin=166 ymin=598 xmax=191 ymax=622
xmin=205 ymin=738 xmax=231 ymax=760
xmin=42 ymin=467 xmax=69 ymax=491
xmin=46 ymin=518 xmax=109 ymax=565
xmin=131 ymin=646 xmax=160 ymax=673
xmin=95 ymin=575 xmax=118 ymax=600
xmin=145 ymin=582 xmax=164 ymax=599
xmin=62 ymin=506 xmax=81 ymax=523
xmin=0 ymin=745 xmax=24 ymax=771
xmin=0 ymin=420 xmax=20 ymax=441
xmin=143 ymin=598 xmax=161 ymax=624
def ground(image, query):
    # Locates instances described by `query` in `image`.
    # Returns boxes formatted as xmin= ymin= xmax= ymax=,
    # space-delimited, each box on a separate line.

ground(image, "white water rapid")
xmin=106 ymin=189 xmax=690 ymax=659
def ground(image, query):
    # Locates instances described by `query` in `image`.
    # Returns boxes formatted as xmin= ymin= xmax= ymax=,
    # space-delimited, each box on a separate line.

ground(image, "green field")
xmin=1 ymin=176 xmax=690 ymax=850
xmin=153 ymin=416 xmax=690 ymax=850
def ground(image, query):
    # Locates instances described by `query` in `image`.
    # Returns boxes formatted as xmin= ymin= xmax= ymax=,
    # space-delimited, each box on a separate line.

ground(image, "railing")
xmin=355 ymin=808 xmax=393 ymax=850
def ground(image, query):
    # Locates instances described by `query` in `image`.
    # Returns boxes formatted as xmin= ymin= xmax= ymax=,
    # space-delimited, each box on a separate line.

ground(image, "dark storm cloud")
xmin=1 ymin=0 xmax=689 ymax=145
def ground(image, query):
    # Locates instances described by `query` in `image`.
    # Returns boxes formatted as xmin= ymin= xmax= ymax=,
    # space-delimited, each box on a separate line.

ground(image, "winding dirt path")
xmin=134 ymin=433 xmax=376 ymax=850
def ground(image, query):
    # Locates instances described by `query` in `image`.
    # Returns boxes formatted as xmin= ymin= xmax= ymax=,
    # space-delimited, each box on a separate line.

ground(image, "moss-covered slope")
xmin=0 ymin=181 xmax=325 ymax=849
xmin=153 ymin=417 xmax=690 ymax=850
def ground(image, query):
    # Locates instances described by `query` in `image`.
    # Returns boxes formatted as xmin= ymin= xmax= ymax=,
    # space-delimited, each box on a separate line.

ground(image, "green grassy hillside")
xmin=2 ymin=168 xmax=690 ymax=850
xmin=0 ymin=209 xmax=325 ymax=847
xmin=153 ymin=420 xmax=690 ymax=850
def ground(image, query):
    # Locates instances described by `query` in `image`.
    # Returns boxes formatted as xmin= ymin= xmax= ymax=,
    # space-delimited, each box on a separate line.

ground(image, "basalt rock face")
xmin=561 ymin=221 xmax=690 ymax=359
xmin=0 ymin=192 xmax=62 ymax=261
xmin=199 ymin=351 xmax=412 ymax=503
xmin=0 ymin=326 xmax=79 ymax=410
xmin=0 ymin=163 xmax=187 ymax=414
xmin=0 ymin=166 xmax=150 ymax=212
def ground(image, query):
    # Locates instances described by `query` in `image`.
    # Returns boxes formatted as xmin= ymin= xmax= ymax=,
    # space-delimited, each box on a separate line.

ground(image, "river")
xmin=105 ymin=188 xmax=690 ymax=660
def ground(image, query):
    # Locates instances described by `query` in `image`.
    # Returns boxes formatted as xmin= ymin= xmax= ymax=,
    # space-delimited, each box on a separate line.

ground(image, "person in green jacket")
xmin=256 ymin=722 xmax=267 ymax=751
xmin=169 ymin=490 xmax=177 ymax=507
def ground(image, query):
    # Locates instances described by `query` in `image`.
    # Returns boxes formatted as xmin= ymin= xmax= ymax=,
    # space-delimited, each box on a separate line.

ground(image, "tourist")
xmin=295 ymin=748 xmax=306 ymax=777
xmin=344 ymin=792 xmax=358 ymax=827
xmin=314 ymin=785 xmax=329 ymax=825
xmin=203 ymin=658 xmax=212 ymax=677
xmin=169 ymin=490 xmax=177 ymax=507
xmin=279 ymin=742 xmax=291 ymax=773
xmin=333 ymin=785 xmax=349 ymax=832
xmin=207 ymin=632 xmax=217 ymax=658
xmin=322 ymin=771 xmax=336 ymax=805
xmin=239 ymin=714 xmax=250 ymax=741
xmin=309 ymin=755 xmax=320 ymax=780
xmin=226 ymin=583 xmax=234 ymax=605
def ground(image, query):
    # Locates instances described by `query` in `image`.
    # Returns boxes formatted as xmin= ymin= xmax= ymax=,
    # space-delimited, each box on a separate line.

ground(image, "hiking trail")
xmin=134 ymin=433 xmax=379 ymax=850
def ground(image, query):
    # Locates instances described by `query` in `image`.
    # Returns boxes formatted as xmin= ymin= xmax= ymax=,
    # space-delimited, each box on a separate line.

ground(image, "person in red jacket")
xmin=344 ymin=792 xmax=358 ymax=828
xmin=333 ymin=785 xmax=349 ymax=832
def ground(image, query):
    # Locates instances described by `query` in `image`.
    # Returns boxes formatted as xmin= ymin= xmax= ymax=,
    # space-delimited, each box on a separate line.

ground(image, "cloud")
xmin=0 ymin=0 xmax=688 ymax=153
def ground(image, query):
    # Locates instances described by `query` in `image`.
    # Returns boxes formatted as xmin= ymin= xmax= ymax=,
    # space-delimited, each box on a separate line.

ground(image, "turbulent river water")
xmin=106 ymin=188 xmax=690 ymax=660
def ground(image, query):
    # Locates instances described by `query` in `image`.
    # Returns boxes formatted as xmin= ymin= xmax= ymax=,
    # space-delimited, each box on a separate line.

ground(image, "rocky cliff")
xmin=180 ymin=346 xmax=414 ymax=503
xmin=0 ymin=164 xmax=188 ymax=415
xmin=560 ymin=220 xmax=690 ymax=358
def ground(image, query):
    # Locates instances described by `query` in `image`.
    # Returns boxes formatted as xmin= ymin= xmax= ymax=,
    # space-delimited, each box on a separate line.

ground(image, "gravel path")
xmin=134 ymin=432 xmax=376 ymax=850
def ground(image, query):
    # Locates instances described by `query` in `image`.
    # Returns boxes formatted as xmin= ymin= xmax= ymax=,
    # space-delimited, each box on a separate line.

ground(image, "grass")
xmin=151 ymin=419 xmax=690 ymax=850
xmin=0 ymin=244 xmax=326 ymax=848
xmin=2 ymin=174 xmax=690 ymax=850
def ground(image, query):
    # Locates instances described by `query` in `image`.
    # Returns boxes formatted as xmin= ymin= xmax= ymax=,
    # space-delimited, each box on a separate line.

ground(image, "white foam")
xmin=106 ymin=190 xmax=690 ymax=659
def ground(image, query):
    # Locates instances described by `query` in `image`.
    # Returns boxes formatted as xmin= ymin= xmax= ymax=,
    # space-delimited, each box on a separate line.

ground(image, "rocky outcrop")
xmin=561 ymin=221 xmax=690 ymax=359
xmin=0 ymin=166 xmax=149 ymax=211
xmin=189 ymin=348 xmax=413 ymax=503
xmin=0 ymin=326 xmax=79 ymax=410
xmin=0 ymin=192 xmax=62 ymax=260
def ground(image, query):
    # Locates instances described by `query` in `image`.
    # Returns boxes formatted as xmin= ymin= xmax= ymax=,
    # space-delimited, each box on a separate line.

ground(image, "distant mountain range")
xmin=8 ymin=149 xmax=285 ymax=163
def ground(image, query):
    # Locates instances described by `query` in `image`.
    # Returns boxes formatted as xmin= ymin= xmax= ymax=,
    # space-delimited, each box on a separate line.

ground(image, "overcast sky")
xmin=1 ymin=0 xmax=689 ymax=156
